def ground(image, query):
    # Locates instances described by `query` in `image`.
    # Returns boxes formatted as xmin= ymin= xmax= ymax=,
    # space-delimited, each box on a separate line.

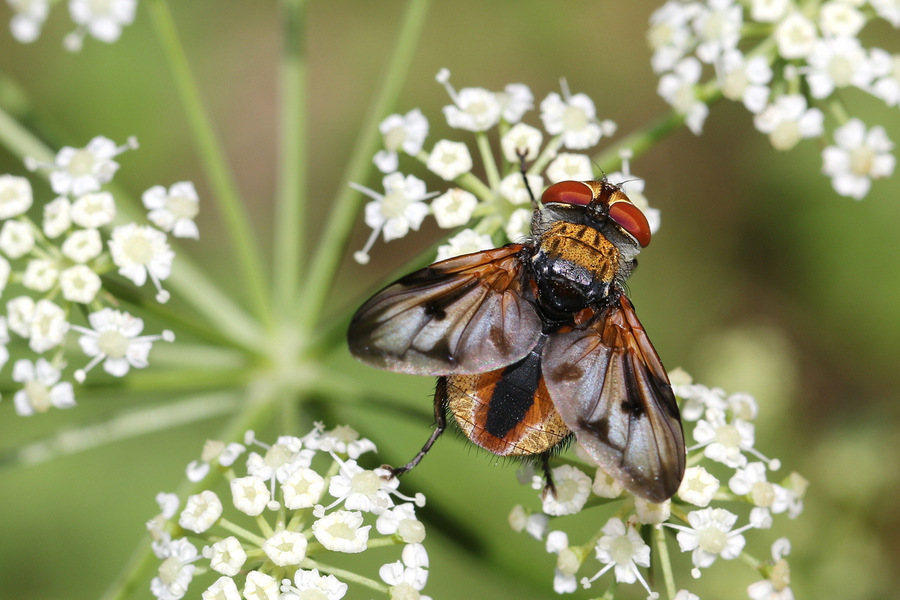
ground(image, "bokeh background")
xmin=0 ymin=1 xmax=898 ymax=599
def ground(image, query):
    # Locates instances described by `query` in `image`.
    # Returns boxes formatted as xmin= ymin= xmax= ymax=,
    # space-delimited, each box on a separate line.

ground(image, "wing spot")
xmin=424 ymin=302 xmax=447 ymax=320
xmin=577 ymin=416 xmax=610 ymax=445
xmin=550 ymin=363 xmax=583 ymax=383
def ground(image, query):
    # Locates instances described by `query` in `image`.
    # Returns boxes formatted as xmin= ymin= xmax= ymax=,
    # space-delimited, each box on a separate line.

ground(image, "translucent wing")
xmin=542 ymin=295 xmax=685 ymax=502
xmin=348 ymin=244 xmax=543 ymax=376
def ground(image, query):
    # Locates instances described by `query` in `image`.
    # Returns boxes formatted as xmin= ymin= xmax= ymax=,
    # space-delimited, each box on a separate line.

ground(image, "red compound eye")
xmin=541 ymin=180 xmax=593 ymax=206
xmin=609 ymin=200 xmax=651 ymax=247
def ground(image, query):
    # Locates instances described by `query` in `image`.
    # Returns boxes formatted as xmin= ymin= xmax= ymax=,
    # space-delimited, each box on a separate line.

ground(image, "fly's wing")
xmin=348 ymin=244 xmax=543 ymax=376
xmin=542 ymin=295 xmax=685 ymax=502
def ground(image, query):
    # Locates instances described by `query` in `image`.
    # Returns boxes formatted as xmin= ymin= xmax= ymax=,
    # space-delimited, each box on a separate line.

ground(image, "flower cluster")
xmin=147 ymin=424 xmax=431 ymax=600
xmin=649 ymin=0 xmax=898 ymax=199
xmin=509 ymin=371 xmax=807 ymax=599
xmin=0 ymin=135 xmax=197 ymax=415
xmin=5 ymin=0 xmax=136 ymax=50
xmin=352 ymin=69 xmax=656 ymax=264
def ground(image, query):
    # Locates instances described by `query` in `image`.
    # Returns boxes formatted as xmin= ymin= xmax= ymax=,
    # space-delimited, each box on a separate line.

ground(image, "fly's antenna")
xmin=517 ymin=149 xmax=541 ymax=210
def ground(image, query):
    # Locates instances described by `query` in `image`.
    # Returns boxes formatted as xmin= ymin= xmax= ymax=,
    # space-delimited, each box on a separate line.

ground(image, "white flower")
xmin=12 ymin=358 xmax=75 ymax=416
xmin=546 ymin=153 xmax=593 ymax=183
xmin=207 ymin=537 xmax=246 ymax=577
xmin=582 ymin=518 xmax=653 ymax=594
xmin=753 ymin=95 xmax=824 ymax=151
xmin=242 ymin=571 xmax=279 ymax=600
xmin=374 ymin=109 xmax=429 ymax=173
xmin=326 ymin=460 xmax=401 ymax=515
xmin=729 ymin=462 xmax=792 ymax=514
xmin=8 ymin=0 xmax=49 ymax=43
xmin=71 ymin=191 xmax=116 ymax=228
xmin=504 ymin=208 xmax=532 ymax=243
xmin=301 ymin=425 xmax=378 ymax=458
xmin=591 ymin=468 xmax=625 ymax=498
xmin=728 ymin=392 xmax=759 ymax=421
xmin=431 ymin=188 xmax=477 ymax=229
xmin=501 ymin=122 xmax=543 ymax=163
xmin=312 ymin=510 xmax=370 ymax=553
xmin=380 ymin=543 xmax=429 ymax=593
xmin=282 ymin=467 xmax=326 ymax=509
xmin=541 ymin=465 xmax=591 ymax=516
xmin=819 ymin=1 xmax=865 ymax=37
xmin=22 ymin=259 xmax=59 ymax=292
xmin=674 ymin=507 xmax=748 ymax=570
xmin=674 ymin=382 xmax=727 ymax=421
xmin=376 ymin=503 xmax=425 ymax=543
xmin=692 ymin=0 xmax=743 ymax=64
xmin=66 ymin=0 xmax=137 ymax=50
xmin=822 ymin=119 xmax=896 ymax=199
xmin=43 ymin=136 xmax=133 ymax=196
xmin=230 ymin=475 xmax=271 ymax=516
xmin=73 ymin=308 xmax=173 ymax=382
xmin=6 ymin=295 xmax=35 ymax=338
xmin=28 ymin=299 xmax=69 ymax=353
xmin=674 ymin=590 xmax=701 ymax=600
xmin=426 ymin=140 xmax=472 ymax=181
xmin=498 ymin=83 xmax=534 ymax=123
xmin=262 ymin=529 xmax=307 ymax=566
xmin=109 ymin=223 xmax=175 ymax=302
xmin=657 ymin=57 xmax=709 ymax=134
xmin=186 ymin=440 xmax=246 ymax=482
xmin=634 ymin=497 xmax=671 ymax=524
xmin=540 ymin=82 xmax=611 ymax=149
xmin=245 ymin=435 xmax=314 ymax=484
xmin=510 ymin=504 xmax=549 ymax=541
xmin=43 ymin=196 xmax=71 ymax=238
xmin=546 ymin=530 xmax=578 ymax=593
xmin=869 ymin=49 xmax=900 ymax=107
xmin=805 ymin=37 xmax=875 ymax=99
xmin=648 ymin=0 xmax=697 ymax=73
xmin=717 ymin=50 xmax=772 ymax=114
xmin=60 ymin=265 xmax=103 ymax=303
xmin=437 ymin=69 xmax=502 ymax=131
xmin=61 ymin=228 xmax=103 ymax=262
xmin=150 ymin=538 xmax=198 ymax=600
xmin=750 ymin=0 xmax=789 ymax=22
xmin=691 ymin=408 xmax=756 ymax=468
xmin=179 ymin=490 xmax=222 ymax=533
xmin=435 ymin=229 xmax=493 ymax=262
xmin=284 ymin=569 xmax=348 ymax=600
xmin=142 ymin=182 xmax=200 ymax=239
xmin=747 ymin=539 xmax=793 ymax=600
xmin=202 ymin=577 xmax=240 ymax=600
xmin=0 ymin=175 xmax=33 ymax=218
xmin=677 ymin=466 xmax=720 ymax=507
xmin=0 ymin=219 xmax=35 ymax=258
xmin=774 ymin=12 xmax=817 ymax=60
xmin=499 ymin=172 xmax=542 ymax=206
xmin=350 ymin=173 xmax=435 ymax=264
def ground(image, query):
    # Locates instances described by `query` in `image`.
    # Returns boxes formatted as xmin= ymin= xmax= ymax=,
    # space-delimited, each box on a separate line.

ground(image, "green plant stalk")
xmin=654 ymin=524 xmax=677 ymax=600
xmin=273 ymin=0 xmax=310 ymax=313
xmin=145 ymin=0 xmax=272 ymax=328
xmin=295 ymin=0 xmax=432 ymax=330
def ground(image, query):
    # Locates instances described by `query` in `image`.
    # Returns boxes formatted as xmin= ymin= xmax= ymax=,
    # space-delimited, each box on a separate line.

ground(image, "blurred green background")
xmin=0 ymin=1 xmax=898 ymax=599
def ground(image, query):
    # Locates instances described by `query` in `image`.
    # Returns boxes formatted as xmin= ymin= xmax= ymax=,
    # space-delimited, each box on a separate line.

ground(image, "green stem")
xmin=475 ymin=131 xmax=501 ymax=189
xmin=654 ymin=525 xmax=677 ymax=600
xmin=296 ymin=0 xmax=432 ymax=330
xmin=301 ymin=558 xmax=389 ymax=593
xmin=273 ymin=0 xmax=309 ymax=314
xmin=145 ymin=0 xmax=272 ymax=327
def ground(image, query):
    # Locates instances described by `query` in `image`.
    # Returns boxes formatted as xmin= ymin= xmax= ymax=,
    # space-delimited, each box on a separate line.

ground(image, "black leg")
xmin=540 ymin=452 xmax=557 ymax=498
xmin=385 ymin=378 xmax=448 ymax=478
